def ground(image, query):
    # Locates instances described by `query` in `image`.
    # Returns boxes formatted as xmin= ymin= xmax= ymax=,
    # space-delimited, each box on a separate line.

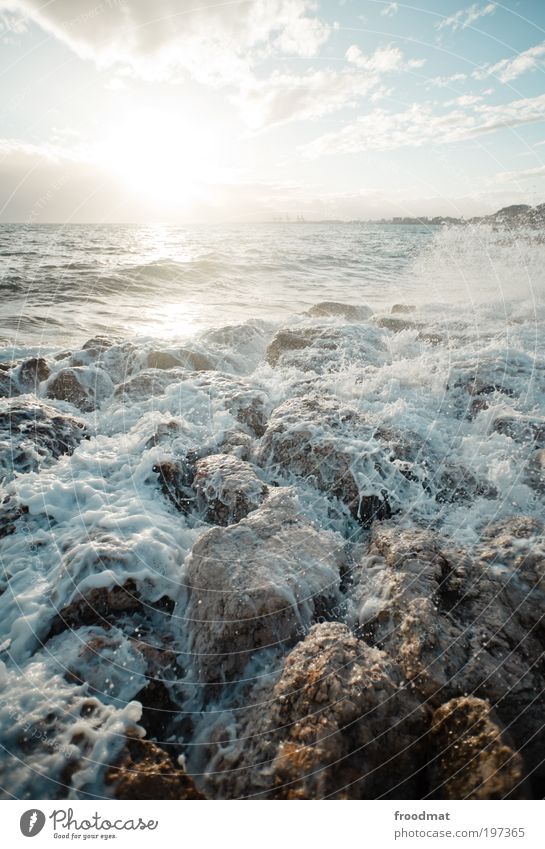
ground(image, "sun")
xmin=96 ymin=107 xmax=224 ymax=208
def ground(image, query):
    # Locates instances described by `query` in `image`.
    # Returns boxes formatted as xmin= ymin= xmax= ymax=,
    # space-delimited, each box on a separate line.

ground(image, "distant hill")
xmin=375 ymin=203 xmax=545 ymax=228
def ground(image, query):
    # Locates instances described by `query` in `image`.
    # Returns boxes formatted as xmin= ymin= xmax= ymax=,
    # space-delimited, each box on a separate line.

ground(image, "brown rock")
xmin=106 ymin=736 xmax=205 ymax=799
xmin=428 ymin=697 xmax=526 ymax=799
xmin=193 ymin=453 xmax=268 ymax=525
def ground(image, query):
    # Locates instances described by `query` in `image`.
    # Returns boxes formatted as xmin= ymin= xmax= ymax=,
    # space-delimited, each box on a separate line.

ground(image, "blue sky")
xmin=1 ymin=0 xmax=545 ymax=221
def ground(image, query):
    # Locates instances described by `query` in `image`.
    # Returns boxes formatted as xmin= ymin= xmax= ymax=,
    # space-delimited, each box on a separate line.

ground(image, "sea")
xmin=0 ymin=221 xmax=544 ymax=798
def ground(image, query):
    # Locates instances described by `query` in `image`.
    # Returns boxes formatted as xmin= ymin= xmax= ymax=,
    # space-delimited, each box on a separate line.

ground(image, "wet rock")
xmin=46 ymin=366 xmax=113 ymax=412
xmin=0 ymin=495 xmax=28 ymax=539
xmin=257 ymin=396 xmax=404 ymax=525
xmin=47 ymin=579 xmax=142 ymax=638
xmin=186 ymin=489 xmax=344 ymax=683
xmin=82 ymin=336 xmax=114 ymax=353
xmin=193 ymin=454 xmax=268 ymax=526
xmin=0 ymin=398 xmax=86 ymax=481
xmin=525 ymin=448 xmax=545 ymax=493
xmin=428 ymin=697 xmax=526 ymax=799
xmin=147 ymin=349 xmax=213 ymax=371
xmin=356 ymin=522 xmax=545 ymax=782
xmin=114 ymin=369 xmax=185 ymax=402
xmin=266 ymin=330 xmax=313 ymax=366
xmin=106 ymin=735 xmax=205 ymax=799
xmin=144 ymin=420 xmax=183 ymax=450
xmin=217 ymin=429 xmax=254 ymax=461
xmin=478 ymin=516 xmax=545 ymax=589
xmin=491 ymin=414 xmax=545 ymax=448
xmin=391 ymin=304 xmax=416 ymax=314
xmin=17 ymin=357 xmax=50 ymax=391
xmin=153 ymin=456 xmax=197 ymax=514
xmin=306 ymin=302 xmax=372 ymax=320
xmin=200 ymin=623 xmax=426 ymax=799
xmin=374 ymin=315 xmax=421 ymax=332
xmin=435 ymin=463 xmax=497 ymax=504
xmin=417 ymin=330 xmax=444 ymax=346
xmin=266 ymin=325 xmax=386 ymax=372
xmin=182 ymin=372 xmax=270 ymax=437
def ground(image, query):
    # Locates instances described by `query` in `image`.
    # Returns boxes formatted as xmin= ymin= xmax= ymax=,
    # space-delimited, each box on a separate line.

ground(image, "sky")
xmin=1 ymin=0 xmax=545 ymax=222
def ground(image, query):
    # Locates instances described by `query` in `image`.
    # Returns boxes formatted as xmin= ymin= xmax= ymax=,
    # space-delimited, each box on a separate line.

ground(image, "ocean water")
xmin=0 ymin=221 xmax=544 ymax=798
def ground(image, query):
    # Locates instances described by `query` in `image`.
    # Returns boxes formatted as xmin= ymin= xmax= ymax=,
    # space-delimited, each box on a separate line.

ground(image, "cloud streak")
xmin=436 ymin=2 xmax=496 ymax=32
xmin=304 ymin=92 xmax=545 ymax=157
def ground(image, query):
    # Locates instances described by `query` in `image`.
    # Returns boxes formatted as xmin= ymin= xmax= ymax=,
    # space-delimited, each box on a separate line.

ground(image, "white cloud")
xmin=346 ymin=43 xmax=424 ymax=72
xmin=0 ymin=0 xmax=329 ymax=83
xmin=474 ymin=40 xmax=545 ymax=83
xmin=380 ymin=2 xmax=398 ymax=16
xmin=304 ymin=92 xmax=545 ymax=157
xmin=236 ymin=44 xmax=425 ymax=129
xmin=495 ymin=164 xmax=545 ymax=183
xmin=428 ymin=72 xmax=468 ymax=88
xmin=436 ymin=3 xmax=496 ymax=32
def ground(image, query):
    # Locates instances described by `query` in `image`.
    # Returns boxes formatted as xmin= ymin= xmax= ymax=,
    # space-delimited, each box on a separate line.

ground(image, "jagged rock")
xmin=48 ymin=580 xmax=143 ymax=638
xmin=182 ymin=372 xmax=270 ymax=437
xmin=491 ymin=414 xmax=545 ymax=448
xmin=17 ymin=357 xmax=50 ymax=390
xmin=106 ymin=736 xmax=205 ymax=799
xmin=478 ymin=516 xmax=545 ymax=589
xmin=46 ymin=366 xmax=113 ymax=412
xmin=266 ymin=325 xmax=386 ymax=371
xmin=0 ymin=495 xmax=28 ymax=538
xmin=186 ymin=489 xmax=344 ymax=683
xmin=147 ymin=349 xmax=213 ymax=371
xmin=199 ymin=623 xmax=426 ymax=799
xmin=144 ymin=420 xmax=183 ymax=450
xmin=306 ymin=302 xmax=372 ymax=320
xmin=356 ymin=522 xmax=545 ymax=782
xmin=428 ymin=697 xmax=526 ymax=799
xmin=0 ymin=398 xmax=86 ymax=481
xmin=417 ymin=330 xmax=443 ymax=346
xmin=153 ymin=456 xmax=197 ymax=514
xmin=374 ymin=315 xmax=421 ymax=332
xmin=435 ymin=463 xmax=497 ymax=503
xmin=193 ymin=454 xmax=268 ymax=526
xmin=391 ymin=304 xmax=416 ymax=314
xmin=257 ymin=396 xmax=404 ymax=525
xmin=82 ymin=336 xmax=114 ymax=353
xmin=114 ymin=369 xmax=185 ymax=401
xmin=525 ymin=448 xmax=545 ymax=493
xmin=217 ymin=429 xmax=254 ymax=461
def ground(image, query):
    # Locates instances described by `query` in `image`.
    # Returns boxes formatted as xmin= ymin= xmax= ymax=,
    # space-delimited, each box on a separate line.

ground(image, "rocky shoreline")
xmin=0 ymin=300 xmax=544 ymax=799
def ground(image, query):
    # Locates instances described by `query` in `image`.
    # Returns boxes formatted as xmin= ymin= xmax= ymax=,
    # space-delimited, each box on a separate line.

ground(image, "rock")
xmin=257 ymin=396 xmax=404 ymax=525
xmin=144 ymin=420 xmax=183 ymax=450
xmin=146 ymin=351 xmax=183 ymax=370
xmin=186 ymin=489 xmax=344 ymax=683
xmin=417 ymin=331 xmax=444 ymax=346
xmin=491 ymin=414 xmax=545 ymax=448
xmin=266 ymin=330 xmax=313 ymax=366
xmin=0 ymin=495 xmax=28 ymax=538
xmin=265 ymin=325 xmax=386 ymax=372
xmin=183 ymin=372 xmax=270 ymax=437
xmin=82 ymin=336 xmax=114 ymax=353
xmin=428 ymin=697 xmax=526 ymax=799
xmin=374 ymin=315 xmax=421 ymax=332
xmin=435 ymin=463 xmax=497 ymax=504
xmin=193 ymin=454 xmax=268 ymax=526
xmin=47 ymin=580 xmax=142 ymax=638
xmin=391 ymin=304 xmax=416 ymax=314
xmin=147 ymin=349 xmax=213 ymax=371
xmin=217 ymin=429 xmax=254 ymax=461
xmin=356 ymin=522 xmax=545 ymax=784
xmin=114 ymin=369 xmax=185 ymax=402
xmin=0 ymin=398 xmax=86 ymax=481
xmin=17 ymin=357 xmax=50 ymax=390
xmin=106 ymin=736 xmax=205 ymax=799
xmin=46 ymin=366 xmax=113 ymax=412
xmin=153 ymin=456 xmax=197 ymax=514
xmin=525 ymin=448 xmax=545 ymax=493
xmin=306 ymin=302 xmax=372 ymax=320
xmin=199 ymin=623 xmax=426 ymax=799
